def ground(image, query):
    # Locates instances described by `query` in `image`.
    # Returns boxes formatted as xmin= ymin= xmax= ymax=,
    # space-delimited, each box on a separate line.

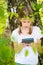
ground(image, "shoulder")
xmin=33 ymin=26 xmax=41 ymax=32
xmin=11 ymin=27 xmax=19 ymax=39
xmin=12 ymin=27 xmax=19 ymax=35
xmin=11 ymin=28 xmax=19 ymax=42
xmin=33 ymin=26 xmax=42 ymax=39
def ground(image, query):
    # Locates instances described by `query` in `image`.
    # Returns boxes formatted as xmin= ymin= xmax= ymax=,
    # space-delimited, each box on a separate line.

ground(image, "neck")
xmin=21 ymin=27 xmax=29 ymax=35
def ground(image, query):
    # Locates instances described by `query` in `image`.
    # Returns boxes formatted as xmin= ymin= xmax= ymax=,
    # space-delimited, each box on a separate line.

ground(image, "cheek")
xmin=28 ymin=23 xmax=31 ymax=26
xmin=28 ymin=23 xmax=30 ymax=26
xmin=22 ymin=24 xmax=26 ymax=27
xmin=22 ymin=22 xmax=25 ymax=26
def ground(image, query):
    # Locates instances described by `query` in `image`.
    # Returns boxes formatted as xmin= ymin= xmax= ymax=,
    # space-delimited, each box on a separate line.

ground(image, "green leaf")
xmin=24 ymin=49 xmax=29 ymax=57
xmin=0 ymin=36 xmax=14 ymax=64
xmin=32 ymin=46 xmax=37 ymax=54
xmin=14 ymin=12 xmax=19 ymax=18
xmin=0 ymin=6 xmax=4 ymax=18
xmin=35 ymin=4 xmax=42 ymax=11
xmin=19 ymin=4 xmax=23 ymax=9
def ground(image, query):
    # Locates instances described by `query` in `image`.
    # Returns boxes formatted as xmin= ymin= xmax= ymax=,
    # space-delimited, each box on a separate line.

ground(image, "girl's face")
xmin=21 ymin=19 xmax=31 ymax=29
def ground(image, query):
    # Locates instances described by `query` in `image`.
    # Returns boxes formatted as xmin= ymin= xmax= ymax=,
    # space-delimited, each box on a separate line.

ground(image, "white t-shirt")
xmin=11 ymin=26 xmax=42 ymax=65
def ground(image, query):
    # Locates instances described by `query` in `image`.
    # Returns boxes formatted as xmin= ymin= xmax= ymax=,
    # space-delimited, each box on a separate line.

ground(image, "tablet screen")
xmin=22 ymin=38 xmax=34 ymax=44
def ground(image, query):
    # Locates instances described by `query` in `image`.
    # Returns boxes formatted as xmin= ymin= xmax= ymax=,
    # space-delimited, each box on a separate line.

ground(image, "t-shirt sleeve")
xmin=11 ymin=31 xmax=18 ymax=42
xmin=35 ymin=26 xmax=42 ymax=39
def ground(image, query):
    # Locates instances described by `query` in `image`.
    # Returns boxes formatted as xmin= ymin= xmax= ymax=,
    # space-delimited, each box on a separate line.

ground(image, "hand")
xmin=25 ymin=43 xmax=31 ymax=46
xmin=20 ymin=43 xmax=31 ymax=47
xmin=20 ymin=43 xmax=26 ymax=48
xmin=30 ymin=43 xmax=35 ymax=46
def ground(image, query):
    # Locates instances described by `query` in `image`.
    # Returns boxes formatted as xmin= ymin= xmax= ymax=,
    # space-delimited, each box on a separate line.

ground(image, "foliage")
xmin=31 ymin=42 xmax=43 ymax=54
xmin=35 ymin=43 xmax=43 ymax=54
xmin=0 ymin=35 xmax=14 ymax=65
xmin=37 ymin=0 xmax=43 ymax=34
xmin=0 ymin=0 xmax=8 ymax=34
xmin=37 ymin=0 xmax=43 ymax=4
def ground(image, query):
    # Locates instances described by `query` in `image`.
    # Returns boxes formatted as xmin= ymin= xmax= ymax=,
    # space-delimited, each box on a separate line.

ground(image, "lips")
xmin=25 ymin=26 xmax=29 ymax=28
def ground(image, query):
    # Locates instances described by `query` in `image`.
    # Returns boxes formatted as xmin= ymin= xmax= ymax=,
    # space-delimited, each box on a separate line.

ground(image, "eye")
xmin=23 ymin=21 xmax=26 ymax=23
xmin=28 ymin=21 xmax=30 ymax=23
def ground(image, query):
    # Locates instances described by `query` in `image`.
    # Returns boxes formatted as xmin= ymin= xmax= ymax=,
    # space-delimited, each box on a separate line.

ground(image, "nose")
xmin=25 ymin=22 xmax=29 ymax=26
